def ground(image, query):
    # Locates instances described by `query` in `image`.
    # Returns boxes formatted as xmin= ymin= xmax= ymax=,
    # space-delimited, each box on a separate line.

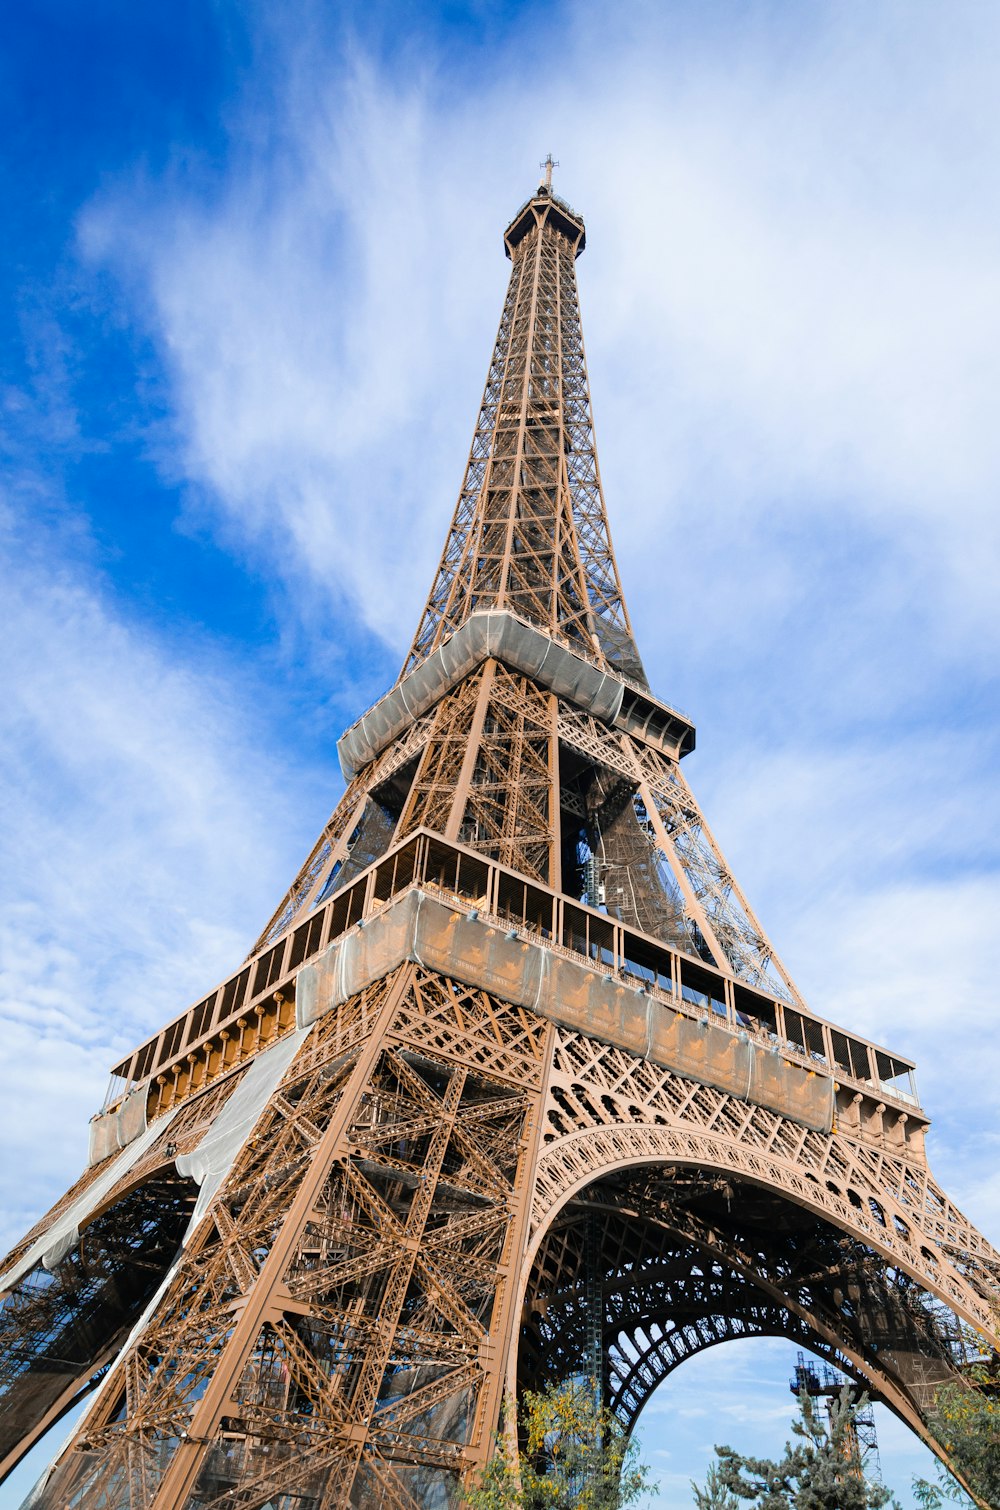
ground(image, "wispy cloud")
xmin=2 ymin=4 xmax=997 ymax=1505
xmin=78 ymin=1 xmax=1000 ymax=667
xmin=0 ymin=498 xmax=311 ymax=1252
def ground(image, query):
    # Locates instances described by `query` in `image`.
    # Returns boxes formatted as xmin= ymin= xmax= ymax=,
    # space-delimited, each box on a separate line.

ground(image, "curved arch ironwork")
xmin=514 ymin=1113 xmax=998 ymax=1501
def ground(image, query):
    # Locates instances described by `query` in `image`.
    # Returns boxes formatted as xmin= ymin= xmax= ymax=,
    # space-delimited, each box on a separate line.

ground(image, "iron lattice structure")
xmin=2 ymin=179 xmax=999 ymax=1510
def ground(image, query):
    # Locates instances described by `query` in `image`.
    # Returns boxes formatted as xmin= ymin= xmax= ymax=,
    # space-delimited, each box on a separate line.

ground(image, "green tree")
xmin=911 ymin=1471 xmax=974 ymax=1509
xmin=912 ymin=1375 xmax=1000 ymax=1509
xmin=692 ymin=1387 xmax=901 ymax=1510
xmin=691 ymin=1462 xmax=740 ymax=1509
xmin=462 ymin=1380 xmax=655 ymax=1509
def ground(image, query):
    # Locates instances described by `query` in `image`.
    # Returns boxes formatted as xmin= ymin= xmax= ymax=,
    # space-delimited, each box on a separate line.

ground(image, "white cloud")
xmin=3 ymin=4 xmax=997 ymax=1504
xmin=698 ymin=733 xmax=1000 ymax=1245
xmin=78 ymin=60 xmax=505 ymax=650
xmin=0 ymin=501 xmax=311 ymax=1254
xmin=77 ymin=0 xmax=1000 ymax=669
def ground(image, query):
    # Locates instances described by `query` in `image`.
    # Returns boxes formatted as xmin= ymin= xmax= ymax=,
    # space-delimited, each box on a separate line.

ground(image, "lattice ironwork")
xmin=520 ymin=1170 xmax=977 ymax=1444
xmin=253 ymin=709 xmax=436 ymax=954
xmin=631 ymin=742 xmax=801 ymax=999
xmin=2 ymin=175 xmax=997 ymax=1510
xmin=532 ymin=1024 xmax=1000 ymax=1329
xmin=404 ymin=191 xmax=644 ymax=684
xmin=15 ymin=967 xmax=547 ymax=1509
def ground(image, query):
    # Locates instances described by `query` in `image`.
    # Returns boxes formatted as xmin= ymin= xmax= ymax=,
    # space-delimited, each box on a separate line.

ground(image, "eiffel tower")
xmin=2 ymin=166 xmax=998 ymax=1510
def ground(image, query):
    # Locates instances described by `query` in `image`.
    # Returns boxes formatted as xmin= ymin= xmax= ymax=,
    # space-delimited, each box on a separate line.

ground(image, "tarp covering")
xmin=176 ymin=1027 xmax=310 ymax=1234
xmin=297 ymin=890 xmax=835 ymax=1135
xmin=0 ymin=1109 xmax=181 ymax=1296
xmin=87 ymin=1085 xmax=149 ymax=1166
xmin=1 ymin=1030 xmax=311 ymax=1301
xmin=337 ymin=610 xmax=626 ymax=779
xmin=3 ymin=1029 xmax=315 ymax=1504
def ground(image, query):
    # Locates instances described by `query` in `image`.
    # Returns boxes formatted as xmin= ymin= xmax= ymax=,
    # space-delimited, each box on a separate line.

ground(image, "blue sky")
xmin=2 ymin=1 xmax=999 ymax=1504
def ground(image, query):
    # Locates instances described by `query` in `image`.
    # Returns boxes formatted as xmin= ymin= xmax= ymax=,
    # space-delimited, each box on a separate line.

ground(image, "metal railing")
xmin=104 ymin=829 xmax=921 ymax=1125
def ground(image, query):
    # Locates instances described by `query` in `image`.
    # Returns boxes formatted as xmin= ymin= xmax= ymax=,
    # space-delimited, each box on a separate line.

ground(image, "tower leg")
xmin=20 ymin=964 xmax=550 ymax=1510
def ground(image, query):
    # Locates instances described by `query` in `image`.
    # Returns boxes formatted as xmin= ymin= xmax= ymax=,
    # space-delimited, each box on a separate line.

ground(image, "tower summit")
xmin=404 ymin=167 xmax=638 ymax=685
xmin=1 ymin=179 xmax=998 ymax=1510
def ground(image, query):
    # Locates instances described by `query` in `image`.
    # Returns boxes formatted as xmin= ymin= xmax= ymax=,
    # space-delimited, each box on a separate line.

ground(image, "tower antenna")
xmin=540 ymin=152 xmax=559 ymax=190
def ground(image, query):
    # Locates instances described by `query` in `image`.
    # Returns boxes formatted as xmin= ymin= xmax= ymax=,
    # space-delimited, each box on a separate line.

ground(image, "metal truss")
xmin=9 ymin=974 xmax=997 ymax=1506
xmin=253 ymin=710 xmax=437 ymax=954
xmin=0 ymin=1074 xmax=244 ymax=1481
xmin=404 ymin=190 xmax=643 ymax=684
xmin=556 ymin=703 xmax=801 ymax=995
xmin=521 ymin=1221 xmax=853 ymax=1429
xmin=630 ymin=743 xmax=802 ymax=1001
xmin=515 ymin=1022 xmax=999 ymax=1499
xmin=399 ymin=661 xmax=557 ymax=885
xmin=520 ymin=1174 xmax=973 ymax=1439
xmin=533 ymin=1025 xmax=1000 ymax=1331
xmin=2 ymin=176 xmax=998 ymax=1510
xmin=12 ymin=967 xmax=550 ymax=1508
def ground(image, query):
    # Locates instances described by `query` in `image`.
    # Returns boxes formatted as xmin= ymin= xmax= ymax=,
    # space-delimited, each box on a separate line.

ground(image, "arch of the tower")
xmin=512 ymin=1149 xmax=995 ymax=1499
xmin=518 ymin=1203 xmax=858 ymax=1432
xmin=0 ymin=1066 xmax=251 ymax=1488
xmin=0 ymin=1165 xmax=197 ymax=1483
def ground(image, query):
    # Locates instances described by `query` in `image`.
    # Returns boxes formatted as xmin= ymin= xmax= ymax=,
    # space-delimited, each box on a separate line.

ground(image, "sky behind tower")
xmin=2 ymin=2 xmax=999 ymax=1504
